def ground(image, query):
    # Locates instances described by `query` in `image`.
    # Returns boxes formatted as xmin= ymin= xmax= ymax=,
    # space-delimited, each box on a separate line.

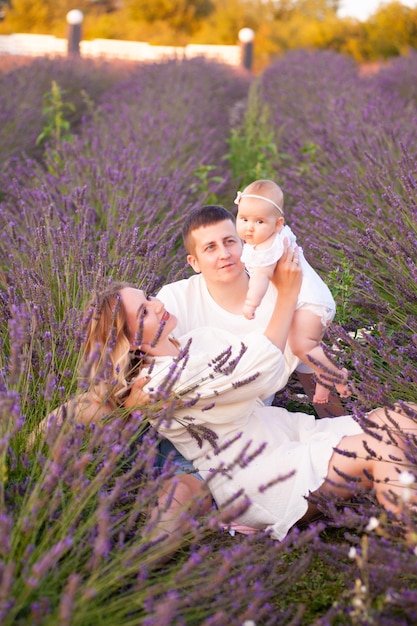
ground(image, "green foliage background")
xmin=1 ymin=0 xmax=417 ymax=69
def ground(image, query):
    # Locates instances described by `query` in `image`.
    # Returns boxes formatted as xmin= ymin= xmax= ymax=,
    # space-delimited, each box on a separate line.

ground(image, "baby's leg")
xmin=243 ymin=266 xmax=273 ymax=320
xmin=288 ymin=309 xmax=349 ymax=404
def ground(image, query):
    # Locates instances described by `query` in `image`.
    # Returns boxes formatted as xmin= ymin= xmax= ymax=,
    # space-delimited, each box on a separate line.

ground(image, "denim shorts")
xmin=158 ymin=438 xmax=204 ymax=481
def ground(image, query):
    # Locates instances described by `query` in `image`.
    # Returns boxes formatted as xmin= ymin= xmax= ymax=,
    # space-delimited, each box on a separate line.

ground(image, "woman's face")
xmin=119 ymin=287 xmax=177 ymax=352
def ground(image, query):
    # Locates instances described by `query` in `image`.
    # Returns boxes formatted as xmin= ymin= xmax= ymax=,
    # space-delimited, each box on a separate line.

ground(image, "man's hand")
xmin=271 ymin=239 xmax=302 ymax=297
xmin=265 ymin=239 xmax=302 ymax=353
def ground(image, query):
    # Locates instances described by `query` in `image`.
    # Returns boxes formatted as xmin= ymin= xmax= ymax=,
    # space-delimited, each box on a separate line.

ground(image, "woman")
xmin=82 ymin=244 xmax=416 ymax=541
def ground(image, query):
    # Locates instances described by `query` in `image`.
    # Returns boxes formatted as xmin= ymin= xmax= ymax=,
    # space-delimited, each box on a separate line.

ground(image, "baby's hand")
xmin=242 ymin=304 xmax=256 ymax=320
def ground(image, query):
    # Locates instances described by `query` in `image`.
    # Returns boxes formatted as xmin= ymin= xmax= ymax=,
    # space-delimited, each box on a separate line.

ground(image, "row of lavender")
xmin=258 ymin=50 xmax=417 ymax=624
xmin=259 ymin=50 xmax=417 ymax=412
xmin=0 ymin=57 xmax=250 ymax=418
xmin=0 ymin=51 xmax=416 ymax=623
xmin=1 ymin=58 xmax=286 ymax=626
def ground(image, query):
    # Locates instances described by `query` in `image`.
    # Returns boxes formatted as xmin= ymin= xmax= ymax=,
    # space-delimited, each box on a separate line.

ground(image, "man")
xmin=157 ymin=205 xmax=345 ymax=417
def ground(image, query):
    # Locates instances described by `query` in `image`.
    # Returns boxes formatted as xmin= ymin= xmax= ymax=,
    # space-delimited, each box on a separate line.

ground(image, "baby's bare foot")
xmin=314 ymin=368 xmax=351 ymax=404
xmin=313 ymin=381 xmax=330 ymax=404
xmin=335 ymin=368 xmax=350 ymax=398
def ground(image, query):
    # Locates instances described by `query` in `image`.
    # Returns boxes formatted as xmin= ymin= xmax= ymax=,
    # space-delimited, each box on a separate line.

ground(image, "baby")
xmin=235 ymin=179 xmax=349 ymax=404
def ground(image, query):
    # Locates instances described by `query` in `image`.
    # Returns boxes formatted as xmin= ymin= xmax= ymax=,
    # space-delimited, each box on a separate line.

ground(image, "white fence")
xmin=0 ymin=33 xmax=241 ymax=66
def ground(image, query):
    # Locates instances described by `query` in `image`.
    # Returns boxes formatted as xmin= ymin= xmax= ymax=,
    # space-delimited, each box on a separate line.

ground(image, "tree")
xmin=2 ymin=0 xmax=54 ymax=32
xmin=86 ymin=0 xmax=121 ymax=12
xmin=367 ymin=2 xmax=417 ymax=59
xmin=271 ymin=0 xmax=340 ymax=20
xmin=0 ymin=0 xmax=10 ymax=21
xmin=1 ymin=0 xmax=122 ymax=33
xmin=125 ymin=0 xmax=215 ymax=34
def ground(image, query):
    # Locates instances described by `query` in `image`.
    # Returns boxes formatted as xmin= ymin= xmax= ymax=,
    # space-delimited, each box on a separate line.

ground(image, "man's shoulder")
xmin=158 ymin=274 xmax=204 ymax=298
xmin=158 ymin=275 xmax=208 ymax=335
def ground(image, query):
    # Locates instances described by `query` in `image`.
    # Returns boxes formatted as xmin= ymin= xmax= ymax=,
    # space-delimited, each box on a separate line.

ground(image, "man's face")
xmin=186 ymin=220 xmax=244 ymax=285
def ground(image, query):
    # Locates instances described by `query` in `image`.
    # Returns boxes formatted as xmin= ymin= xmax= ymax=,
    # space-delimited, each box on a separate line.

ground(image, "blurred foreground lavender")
xmin=0 ymin=52 xmax=416 ymax=624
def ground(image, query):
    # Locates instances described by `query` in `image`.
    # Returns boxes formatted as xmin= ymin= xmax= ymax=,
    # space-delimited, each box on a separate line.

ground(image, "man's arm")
xmin=265 ymin=242 xmax=302 ymax=352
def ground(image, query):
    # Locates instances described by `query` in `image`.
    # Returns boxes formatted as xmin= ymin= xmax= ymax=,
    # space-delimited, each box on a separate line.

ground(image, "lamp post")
xmin=238 ymin=27 xmax=255 ymax=72
xmin=66 ymin=9 xmax=84 ymax=57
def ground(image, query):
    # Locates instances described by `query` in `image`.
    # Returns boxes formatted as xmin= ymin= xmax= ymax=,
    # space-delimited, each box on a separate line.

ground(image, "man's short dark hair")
xmin=182 ymin=205 xmax=236 ymax=253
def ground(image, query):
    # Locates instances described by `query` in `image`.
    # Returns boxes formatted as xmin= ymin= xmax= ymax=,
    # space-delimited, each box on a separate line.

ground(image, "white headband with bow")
xmin=234 ymin=191 xmax=284 ymax=216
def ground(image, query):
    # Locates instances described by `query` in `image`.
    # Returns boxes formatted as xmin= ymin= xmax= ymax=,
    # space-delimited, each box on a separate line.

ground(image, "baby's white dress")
xmin=241 ymin=224 xmax=336 ymax=318
xmin=145 ymin=328 xmax=362 ymax=541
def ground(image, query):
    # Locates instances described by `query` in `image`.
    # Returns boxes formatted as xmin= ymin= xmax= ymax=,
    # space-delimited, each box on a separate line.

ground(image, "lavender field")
xmin=0 ymin=51 xmax=416 ymax=624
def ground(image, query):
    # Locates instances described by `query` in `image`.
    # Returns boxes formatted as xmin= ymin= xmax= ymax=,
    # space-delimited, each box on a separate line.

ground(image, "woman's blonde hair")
xmin=82 ymin=281 xmax=139 ymax=410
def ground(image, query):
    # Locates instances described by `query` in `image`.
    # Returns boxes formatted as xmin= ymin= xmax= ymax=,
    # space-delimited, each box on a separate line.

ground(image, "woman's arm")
xmin=27 ymin=393 xmax=111 ymax=450
xmin=264 ymin=241 xmax=302 ymax=352
xmin=44 ymin=394 xmax=111 ymax=429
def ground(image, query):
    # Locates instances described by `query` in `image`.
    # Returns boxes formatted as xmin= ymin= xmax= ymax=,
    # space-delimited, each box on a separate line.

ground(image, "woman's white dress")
xmin=144 ymin=328 xmax=362 ymax=541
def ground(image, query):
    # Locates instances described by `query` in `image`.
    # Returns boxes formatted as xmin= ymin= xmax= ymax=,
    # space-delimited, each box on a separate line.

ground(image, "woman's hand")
xmin=125 ymin=376 xmax=151 ymax=409
xmin=271 ymin=239 xmax=302 ymax=297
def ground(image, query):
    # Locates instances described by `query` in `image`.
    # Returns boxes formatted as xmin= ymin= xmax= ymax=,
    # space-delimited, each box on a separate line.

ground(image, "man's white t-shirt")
xmin=157 ymin=274 xmax=310 ymax=393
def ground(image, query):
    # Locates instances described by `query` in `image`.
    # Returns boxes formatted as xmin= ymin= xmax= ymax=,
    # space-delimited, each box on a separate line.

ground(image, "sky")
xmin=338 ymin=0 xmax=417 ymax=21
